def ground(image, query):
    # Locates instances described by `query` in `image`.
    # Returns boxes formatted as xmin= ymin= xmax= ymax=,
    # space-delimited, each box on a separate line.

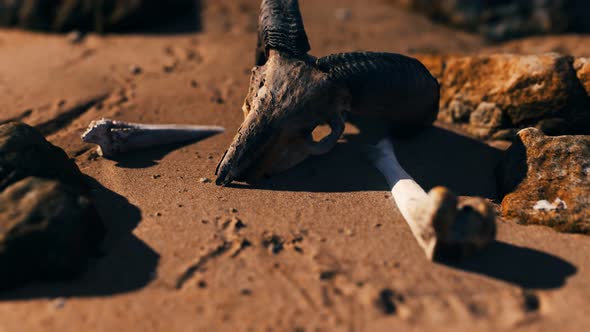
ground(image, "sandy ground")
xmin=0 ymin=0 xmax=589 ymax=331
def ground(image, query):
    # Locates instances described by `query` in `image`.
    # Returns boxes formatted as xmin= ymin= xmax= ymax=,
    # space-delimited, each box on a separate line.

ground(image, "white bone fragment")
xmin=367 ymin=138 xmax=497 ymax=261
xmin=533 ymin=198 xmax=567 ymax=211
xmin=82 ymin=118 xmax=224 ymax=158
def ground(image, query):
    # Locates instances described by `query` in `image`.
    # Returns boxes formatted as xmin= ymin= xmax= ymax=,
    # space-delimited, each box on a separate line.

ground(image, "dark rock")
xmin=0 ymin=0 xmax=196 ymax=32
xmin=388 ymin=0 xmax=590 ymax=41
xmin=0 ymin=177 xmax=105 ymax=288
xmin=0 ymin=122 xmax=83 ymax=192
xmin=497 ymin=128 xmax=590 ymax=234
xmin=0 ymin=122 xmax=105 ymax=289
xmin=415 ymin=53 xmax=590 ymax=139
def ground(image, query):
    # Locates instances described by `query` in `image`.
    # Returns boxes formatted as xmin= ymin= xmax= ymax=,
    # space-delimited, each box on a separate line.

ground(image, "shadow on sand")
xmin=448 ymin=241 xmax=577 ymax=289
xmin=229 ymin=116 xmax=503 ymax=198
xmin=0 ymin=177 xmax=159 ymax=300
xmin=230 ymin=116 xmax=577 ymax=289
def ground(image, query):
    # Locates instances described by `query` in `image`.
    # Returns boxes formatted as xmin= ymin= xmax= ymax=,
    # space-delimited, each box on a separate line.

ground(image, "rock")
xmin=388 ymin=0 xmax=590 ymax=41
xmin=0 ymin=177 xmax=105 ymax=288
xmin=0 ymin=122 xmax=84 ymax=192
xmin=574 ymin=57 xmax=590 ymax=97
xmin=415 ymin=53 xmax=590 ymax=139
xmin=0 ymin=122 xmax=105 ymax=289
xmin=0 ymin=0 xmax=196 ymax=32
xmin=497 ymin=128 xmax=590 ymax=234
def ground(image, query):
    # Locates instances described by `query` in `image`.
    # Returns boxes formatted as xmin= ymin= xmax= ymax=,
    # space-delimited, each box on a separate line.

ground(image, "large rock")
xmin=0 ymin=177 xmax=104 ymax=288
xmin=0 ymin=122 xmax=83 ymax=192
xmin=0 ymin=0 xmax=195 ymax=32
xmin=388 ymin=0 xmax=590 ymax=41
xmin=0 ymin=122 xmax=104 ymax=289
xmin=497 ymin=128 xmax=590 ymax=234
xmin=416 ymin=53 xmax=590 ymax=140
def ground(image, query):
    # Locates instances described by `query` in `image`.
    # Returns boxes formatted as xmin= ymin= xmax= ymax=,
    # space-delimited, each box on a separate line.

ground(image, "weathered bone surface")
xmin=368 ymin=138 xmax=497 ymax=261
xmin=82 ymin=118 xmax=224 ymax=158
xmin=216 ymin=0 xmax=439 ymax=186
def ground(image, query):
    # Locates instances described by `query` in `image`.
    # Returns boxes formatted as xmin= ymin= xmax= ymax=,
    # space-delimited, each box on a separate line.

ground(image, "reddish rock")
xmin=497 ymin=128 xmax=590 ymax=234
xmin=415 ymin=53 xmax=590 ymax=140
xmin=574 ymin=57 xmax=590 ymax=97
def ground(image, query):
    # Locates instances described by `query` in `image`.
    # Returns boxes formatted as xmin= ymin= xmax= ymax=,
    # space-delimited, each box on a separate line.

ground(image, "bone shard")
xmin=82 ymin=118 xmax=224 ymax=158
xmin=367 ymin=138 xmax=496 ymax=261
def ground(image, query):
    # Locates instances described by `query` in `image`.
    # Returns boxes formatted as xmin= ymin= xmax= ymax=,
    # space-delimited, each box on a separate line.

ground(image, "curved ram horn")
xmin=255 ymin=0 xmax=311 ymax=66
xmin=316 ymin=52 xmax=440 ymax=132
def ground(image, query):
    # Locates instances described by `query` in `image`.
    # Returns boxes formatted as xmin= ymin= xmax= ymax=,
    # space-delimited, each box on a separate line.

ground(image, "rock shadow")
xmin=0 ymin=177 xmax=159 ymax=300
xmin=447 ymin=241 xmax=577 ymax=289
xmin=228 ymin=116 xmax=504 ymax=198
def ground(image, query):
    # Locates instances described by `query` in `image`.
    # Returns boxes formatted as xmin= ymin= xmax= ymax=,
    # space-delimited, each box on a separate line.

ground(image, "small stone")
xmin=66 ymin=30 xmax=83 ymax=44
xmin=152 ymin=174 xmax=161 ymax=179
xmin=200 ymin=177 xmax=211 ymax=184
xmin=53 ymin=297 xmax=66 ymax=309
xmin=190 ymin=80 xmax=199 ymax=88
xmin=335 ymin=8 xmax=352 ymax=21
xmin=155 ymin=212 xmax=162 ymax=217
xmin=240 ymin=289 xmax=252 ymax=296
xmin=129 ymin=65 xmax=142 ymax=75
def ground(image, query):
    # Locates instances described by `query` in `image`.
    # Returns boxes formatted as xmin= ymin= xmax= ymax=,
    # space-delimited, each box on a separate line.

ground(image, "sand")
xmin=0 ymin=0 xmax=589 ymax=331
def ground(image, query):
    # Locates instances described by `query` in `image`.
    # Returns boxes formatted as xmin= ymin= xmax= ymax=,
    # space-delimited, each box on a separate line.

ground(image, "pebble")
xmin=200 ymin=177 xmax=212 ymax=184
xmin=335 ymin=8 xmax=352 ymax=21
xmin=53 ymin=297 xmax=66 ymax=309
xmin=129 ymin=64 xmax=143 ymax=75
xmin=66 ymin=30 xmax=83 ymax=44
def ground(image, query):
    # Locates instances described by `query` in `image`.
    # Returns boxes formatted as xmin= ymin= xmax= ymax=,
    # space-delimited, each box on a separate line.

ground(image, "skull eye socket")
xmin=311 ymin=124 xmax=332 ymax=143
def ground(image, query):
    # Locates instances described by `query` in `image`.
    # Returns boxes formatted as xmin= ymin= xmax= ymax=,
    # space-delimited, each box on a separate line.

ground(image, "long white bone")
xmin=82 ymin=118 xmax=224 ymax=158
xmin=367 ymin=138 xmax=496 ymax=261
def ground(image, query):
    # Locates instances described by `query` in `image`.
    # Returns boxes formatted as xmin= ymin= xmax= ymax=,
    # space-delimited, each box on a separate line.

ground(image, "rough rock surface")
xmin=498 ymin=128 xmax=590 ymax=234
xmin=416 ymin=53 xmax=590 ymax=140
xmin=0 ymin=122 xmax=83 ymax=191
xmin=574 ymin=57 xmax=590 ymax=97
xmin=0 ymin=177 xmax=104 ymax=289
xmin=0 ymin=0 xmax=195 ymax=32
xmin=0 ymin=122 xmax=104 ymax=288
xmin=389 ymin=0 xmax=590 ymax=41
